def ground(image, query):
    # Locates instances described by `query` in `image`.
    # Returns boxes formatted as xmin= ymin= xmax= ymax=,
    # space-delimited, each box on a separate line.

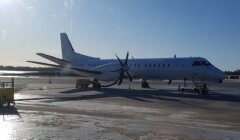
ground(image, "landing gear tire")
xmin=92 ymin=79 xmax=101 ymax=90
xmin=93 ymin=83 xmax=101 ymax=90
xmin=141 ymin=79 xmax=150 ymax=88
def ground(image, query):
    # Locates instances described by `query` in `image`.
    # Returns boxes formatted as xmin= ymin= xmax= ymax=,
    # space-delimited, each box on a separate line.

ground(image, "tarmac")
xmin=0 ymin=77 xmax=240 ymax=140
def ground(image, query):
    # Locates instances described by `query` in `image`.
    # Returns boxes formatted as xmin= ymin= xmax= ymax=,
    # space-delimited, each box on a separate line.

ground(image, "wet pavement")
xmin=1 ymin=77 xmax=240 ymax=140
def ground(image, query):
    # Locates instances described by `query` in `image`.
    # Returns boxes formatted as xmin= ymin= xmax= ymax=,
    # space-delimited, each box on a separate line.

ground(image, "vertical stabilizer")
xmin=60 ymin=33 xmax=75 ymax=61
xmin=60 ymin=33 xmax=100 ymax=62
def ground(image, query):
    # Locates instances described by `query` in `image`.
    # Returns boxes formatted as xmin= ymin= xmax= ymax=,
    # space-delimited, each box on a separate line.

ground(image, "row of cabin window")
xmin=130 ymin=64 xmax=170 ymax=68
xmin=84 ymin=64 xmax=103 ymax=67
xmin=84 ymin=63 xmax=171 ymax=68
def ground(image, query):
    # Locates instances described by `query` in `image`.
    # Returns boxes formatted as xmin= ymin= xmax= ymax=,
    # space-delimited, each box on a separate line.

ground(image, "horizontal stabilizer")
xmin=26 ymin=61 xmax=64 ymax=68
xmin=37 ymin=53 xmax=70 ymax=66
xmin=26 ymin=60 xmax=102 ymax=75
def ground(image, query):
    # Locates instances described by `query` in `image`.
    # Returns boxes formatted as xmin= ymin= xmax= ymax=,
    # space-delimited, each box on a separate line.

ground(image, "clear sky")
xmin=0 ymin=0 xmax=239 ymax=71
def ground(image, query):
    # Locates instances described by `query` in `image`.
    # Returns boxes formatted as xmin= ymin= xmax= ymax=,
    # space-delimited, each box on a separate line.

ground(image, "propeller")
xmin=112 ymin=52 xmax=133 ymax=85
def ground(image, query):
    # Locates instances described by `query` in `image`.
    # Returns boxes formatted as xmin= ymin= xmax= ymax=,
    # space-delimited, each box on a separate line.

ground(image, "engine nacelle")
xmin=92 ymin=63 xmax=121 ymax=81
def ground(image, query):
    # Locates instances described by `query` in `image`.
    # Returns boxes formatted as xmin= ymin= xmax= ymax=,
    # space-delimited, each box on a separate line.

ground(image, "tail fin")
xmin=60 ymin=33 xmax=75 ymax=61
xmin=60 ymin=33 xmax=99 ymax=61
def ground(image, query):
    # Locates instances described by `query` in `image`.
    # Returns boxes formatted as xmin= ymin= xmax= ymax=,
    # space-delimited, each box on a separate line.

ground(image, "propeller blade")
xmin=115 ymin=54 xmax=124 ymax=66
xmin=101 ymin=80 xmax=119 ymax=87
xmin=127 ymin=72 xmax=133 ymax=81
xmin=118 ymin=78 xmax=123 ymax=85
xmin=118 ymin=72 xmax=124 ymax=85
xmin=124 ymin=52 xmax=129 ymax=66
xmin=115 ymin=52 xmax=133 ymax=85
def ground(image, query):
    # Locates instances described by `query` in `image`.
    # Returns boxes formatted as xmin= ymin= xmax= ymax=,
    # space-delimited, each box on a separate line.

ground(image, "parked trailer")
xmin=76 ymin=79 xmax=92 ymax=88
xmin=227 ymin=75 xmax=240 ymax=80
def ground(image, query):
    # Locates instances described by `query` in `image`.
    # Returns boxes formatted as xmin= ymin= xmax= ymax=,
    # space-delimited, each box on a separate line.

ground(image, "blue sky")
xmin=0 ymin=0 xmax=239 ymax=71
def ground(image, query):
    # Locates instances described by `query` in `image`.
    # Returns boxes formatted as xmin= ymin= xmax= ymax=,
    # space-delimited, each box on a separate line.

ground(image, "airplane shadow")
xmin=0 ymin=107 xmax=22 ymax=121
xmin=56 ymin=88 xmax=179 ymax=102
xmin=59 ymin=88 xmax=93 ymax=94
xmin=55 ymin=87 xmax=240 ymax=104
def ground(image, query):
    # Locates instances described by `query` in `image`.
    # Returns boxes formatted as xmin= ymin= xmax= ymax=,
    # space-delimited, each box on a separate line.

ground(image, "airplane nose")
xmin=209 ymin=67 xmax=226 ymax=81
xmin=221 ymin=72 xmax=227 ymax=79
xmin=218 ymin=72 xmax=226 ymax=83
xmin=214 ymin=68 xmax=226 ymax=81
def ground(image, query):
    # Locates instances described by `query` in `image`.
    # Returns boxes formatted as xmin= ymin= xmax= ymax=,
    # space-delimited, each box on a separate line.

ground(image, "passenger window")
xmin=158 ymin=64 xmax=161 ymax=67
xmin=134 ymin=64 xmax=136 ymax=67
xmin=162 ymin=64 xmax=165 ymax=67
xmin=138 ymin=64 xmax=140 ymax=67
xmin=153 ymin=64 xmax=156 ymax=67
xmin=149 ymin=64 xmax=152 ymax=67
xmin=167 ymin=64 xmax=170 ymax=67
xmin=145 ymin=64 xmax=147 ymax=67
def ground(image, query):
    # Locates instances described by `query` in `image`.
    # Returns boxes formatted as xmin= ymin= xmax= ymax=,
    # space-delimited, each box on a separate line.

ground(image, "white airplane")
xmin=27 ymin=33 xmax=226 ymax=93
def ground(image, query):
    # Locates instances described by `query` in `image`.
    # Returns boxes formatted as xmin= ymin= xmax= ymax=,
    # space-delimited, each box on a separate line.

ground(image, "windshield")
xmin=202 ymin=61 xmax=213 ymax=66
xmin=192 ymin=61 xmax=202 ymax=66
xmin=192 ymin=60 xmax=213 ymax=67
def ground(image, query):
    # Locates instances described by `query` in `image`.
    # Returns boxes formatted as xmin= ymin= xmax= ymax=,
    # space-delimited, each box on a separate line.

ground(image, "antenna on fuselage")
xmin=174 ymin=54 xmax=176 ymax=59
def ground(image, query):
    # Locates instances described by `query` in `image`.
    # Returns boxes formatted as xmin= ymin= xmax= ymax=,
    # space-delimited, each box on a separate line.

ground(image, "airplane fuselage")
xmin=72 ymin=57 xmax=225 ymax=82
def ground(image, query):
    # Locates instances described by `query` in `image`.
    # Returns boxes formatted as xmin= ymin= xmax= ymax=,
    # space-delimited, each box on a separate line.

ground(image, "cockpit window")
xmin=192 ymin=61 xmax=202 ymax=66
xmin=202 ymin=61 xmax=212 ymax=66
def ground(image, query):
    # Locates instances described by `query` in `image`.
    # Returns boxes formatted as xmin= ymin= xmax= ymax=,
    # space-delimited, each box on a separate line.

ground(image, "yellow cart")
xmin=0 ymin=79 xmax=15 ymax=107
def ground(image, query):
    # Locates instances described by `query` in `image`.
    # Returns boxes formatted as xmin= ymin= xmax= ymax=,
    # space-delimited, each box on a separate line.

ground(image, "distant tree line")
xmin=0 ymin=65 xmax=56 ymax=71
xmin=0 ymin=65 xmax=80 ymax=76
xmin=225 ymin=70 xmax=240 ymax=75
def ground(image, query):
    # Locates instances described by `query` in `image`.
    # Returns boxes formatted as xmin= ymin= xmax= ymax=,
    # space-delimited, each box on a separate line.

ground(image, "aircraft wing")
xmin=36 ymin=53 xmax=70 ymax=66
xmin=26 ymin=60 xmax=102 ymax=76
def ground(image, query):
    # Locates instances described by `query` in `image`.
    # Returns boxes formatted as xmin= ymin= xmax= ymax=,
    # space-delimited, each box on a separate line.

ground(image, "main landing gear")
xmin=92 ymin=79 xmax=101 ymax=90
xmin=178 ymin=79 xmax=209 ymax=95
xmin=141 ymin=79 xmax=150 ymax=88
